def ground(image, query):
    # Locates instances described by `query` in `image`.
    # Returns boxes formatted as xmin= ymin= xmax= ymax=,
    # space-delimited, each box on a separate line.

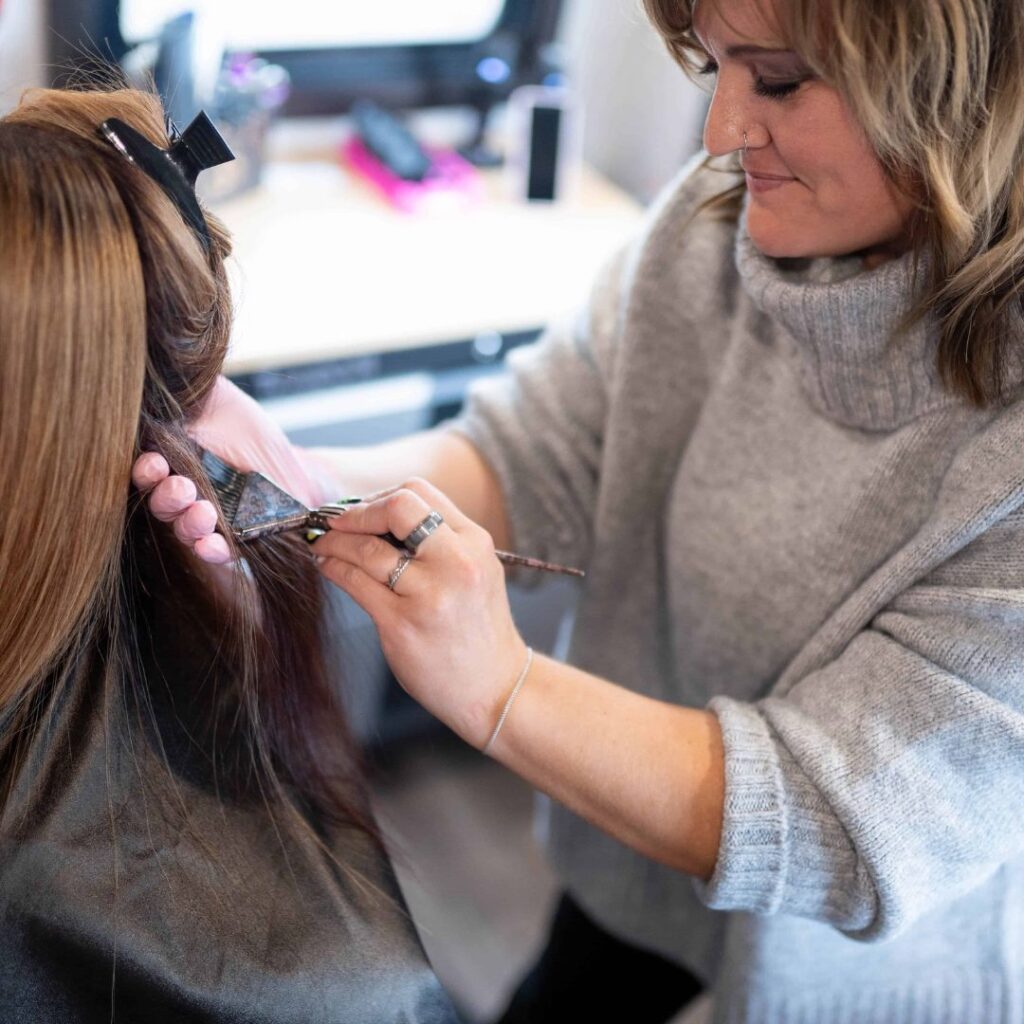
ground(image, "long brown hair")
xmin=642 ymin=0 xmax=1024 ymax=406
xmin=0 ymin=88 xmax=375 ymax=844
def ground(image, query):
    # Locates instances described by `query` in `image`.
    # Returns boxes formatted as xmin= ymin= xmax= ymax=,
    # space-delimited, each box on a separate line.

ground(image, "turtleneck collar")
xmin=733 ymin=203 xmax=955 ymax=431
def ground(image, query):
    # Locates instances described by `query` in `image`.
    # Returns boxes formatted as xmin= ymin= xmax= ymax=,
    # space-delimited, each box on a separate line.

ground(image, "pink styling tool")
xmin=340 ymin=136 xmax=484 ymax=214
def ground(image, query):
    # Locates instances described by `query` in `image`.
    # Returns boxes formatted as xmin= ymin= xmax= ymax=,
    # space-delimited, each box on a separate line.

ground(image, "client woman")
xmin=0 ymin=87 xmax=456 ymax=1024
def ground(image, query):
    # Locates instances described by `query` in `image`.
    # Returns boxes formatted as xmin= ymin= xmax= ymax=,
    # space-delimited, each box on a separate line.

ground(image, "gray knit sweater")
xmin=449 ymin=153 xmax=1024 ymax=1024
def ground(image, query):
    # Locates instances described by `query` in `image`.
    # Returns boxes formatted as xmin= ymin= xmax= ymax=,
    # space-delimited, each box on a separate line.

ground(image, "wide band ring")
xmin=387 ymin=553 xmax=413 ymax=591
xmin=401 ymin=510 xmax=444 ymax=554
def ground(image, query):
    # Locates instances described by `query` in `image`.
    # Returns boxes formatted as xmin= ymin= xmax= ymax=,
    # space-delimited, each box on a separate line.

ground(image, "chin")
xmin=750 ymin=237 xmax=801 ymax=259
xmin=745 ymin=209 xmax=827 ymax=260
xmin=746 ymin=227 xmax=807 ymax=259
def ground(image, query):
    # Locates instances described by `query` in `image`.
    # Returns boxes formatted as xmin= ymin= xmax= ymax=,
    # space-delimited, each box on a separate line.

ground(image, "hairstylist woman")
xmin=138 ymin=0 xmax=1024 ymax=1020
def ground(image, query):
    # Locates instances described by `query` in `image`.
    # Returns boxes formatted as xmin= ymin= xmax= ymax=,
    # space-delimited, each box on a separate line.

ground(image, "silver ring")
xmin=401 ymin=510 xmax=444 ymax=554
xmin=742 ymin=130 xmax=748 ymax=153
xmin=387 ymin=553 xmax=412 ymax=591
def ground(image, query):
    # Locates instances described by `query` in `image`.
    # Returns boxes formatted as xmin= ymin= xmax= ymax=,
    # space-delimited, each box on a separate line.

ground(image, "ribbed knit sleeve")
xmin=444 ymin=243 xmax=629 ymax=573
xmin=695 ymin=507 xmax=1024 ymax=940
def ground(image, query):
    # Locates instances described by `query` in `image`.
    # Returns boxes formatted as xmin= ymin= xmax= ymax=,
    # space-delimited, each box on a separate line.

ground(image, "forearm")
xmin=304 ymin=428 xmax=512 ymax=550
xmin=479 ymin=652 xmax=725 ymax=881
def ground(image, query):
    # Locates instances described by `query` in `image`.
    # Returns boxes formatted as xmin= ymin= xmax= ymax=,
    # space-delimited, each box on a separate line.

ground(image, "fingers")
xmin=132 ymin=451 xmax=170 ymax=490
xmin=404 ymin=477 xmax=474 ymax=532
xmin=132 ymin=450 xmax=231 ymax=564
xmin=194 ymin=532 xmax=233 ymax=565
xmin=328 ymin=479 xmax=484 ymax=566
xmin=149 ymin=474 xmax=198 ymax=522
xmin=364 ymin=477 xmax=474 ymax=533
xmin=317 ymin=557 xmax=394 ymax=622
xmin=328 ymin=486 xmax=452 ymax=553
xmin=173 ymin=499 xmax=218 ymax=542
xmin=312 ymin=530 xmax=420 ymax=591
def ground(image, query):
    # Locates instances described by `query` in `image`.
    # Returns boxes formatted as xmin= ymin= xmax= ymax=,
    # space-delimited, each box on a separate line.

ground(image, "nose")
xmin=702 ymin=72 xmax=760 ymax=157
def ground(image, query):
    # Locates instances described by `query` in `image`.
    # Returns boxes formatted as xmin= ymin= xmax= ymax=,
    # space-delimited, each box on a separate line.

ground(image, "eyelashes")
xmin=698 ymin=58 xmax=804 ymax=100
xmin=754 ymin=78 xmax=803 ymax=100
xmin=697 ymin=58 xmax=805 ymax=100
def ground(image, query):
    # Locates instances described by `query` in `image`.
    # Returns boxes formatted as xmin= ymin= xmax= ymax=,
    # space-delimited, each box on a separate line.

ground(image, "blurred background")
xmin=0 ymin=2 xmax=709 ymax=1020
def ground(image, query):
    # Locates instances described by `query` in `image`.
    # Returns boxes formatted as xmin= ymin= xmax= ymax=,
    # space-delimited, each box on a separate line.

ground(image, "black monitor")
xmin=47 ymin=0 xmax=565 ymax=117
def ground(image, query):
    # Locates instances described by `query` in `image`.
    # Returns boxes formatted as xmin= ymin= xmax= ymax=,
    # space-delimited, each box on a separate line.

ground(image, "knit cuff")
xmin=694 ymin=697 xmax=876 ymax=931
xmin=693 ymin=696 xmax=789 ymax=913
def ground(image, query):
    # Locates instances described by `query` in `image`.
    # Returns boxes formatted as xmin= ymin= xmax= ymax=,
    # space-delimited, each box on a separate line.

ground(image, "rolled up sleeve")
xmin=695 ymin=513 xmax=1024 ymax=941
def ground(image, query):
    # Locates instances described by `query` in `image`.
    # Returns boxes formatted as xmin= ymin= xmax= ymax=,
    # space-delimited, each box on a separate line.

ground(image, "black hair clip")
xmin=99 ymin=111 xmax=235 ymax=251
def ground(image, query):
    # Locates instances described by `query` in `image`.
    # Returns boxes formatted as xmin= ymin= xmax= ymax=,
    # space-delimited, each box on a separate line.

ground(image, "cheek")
xmin=809 ymin=119 xmax=891 ymax=200
xmin=786 ymin=94 xmax=880 ymax=206
xmin=810 ymin=145 xmax=912 ymax=243
xmin=752 ymin=94 xmax=912 ymax=256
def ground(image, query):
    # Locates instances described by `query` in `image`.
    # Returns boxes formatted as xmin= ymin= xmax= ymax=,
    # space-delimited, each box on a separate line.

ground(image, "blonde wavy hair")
xmin=642 ymin=0 xmax=1024 ymax=406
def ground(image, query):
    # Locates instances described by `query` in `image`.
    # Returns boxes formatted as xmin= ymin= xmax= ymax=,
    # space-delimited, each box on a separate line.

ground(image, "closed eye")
xmin=698 ymin=58 xmax=806 ymax=100
xmin=753 ymin=77 xmax=803 ymax=99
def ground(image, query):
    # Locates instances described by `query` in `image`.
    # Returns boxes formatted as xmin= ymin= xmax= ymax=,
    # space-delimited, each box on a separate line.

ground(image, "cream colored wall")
xmin=0 ymin=0 xmax=45 ymax=111
xmin=562 ymin=0 xmax=708 ymax=202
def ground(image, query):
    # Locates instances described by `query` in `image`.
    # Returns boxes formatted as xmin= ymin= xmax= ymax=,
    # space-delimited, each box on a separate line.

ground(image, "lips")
xmin=744 ymin=168 xmax=795 ymax=194
xmin=742 ymin=168 xmax=793 ymax=181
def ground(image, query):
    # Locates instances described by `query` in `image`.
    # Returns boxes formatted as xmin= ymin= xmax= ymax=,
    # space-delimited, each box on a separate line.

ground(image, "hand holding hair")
xmin=132 ymin=452 xmax=232 ymax=562
xmin=131 ymin=375 xmax=342 ymax=563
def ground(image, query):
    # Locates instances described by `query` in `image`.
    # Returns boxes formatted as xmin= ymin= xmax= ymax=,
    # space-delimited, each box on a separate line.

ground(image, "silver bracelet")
xmin=482 ymin=647 xmax=534 ymax=756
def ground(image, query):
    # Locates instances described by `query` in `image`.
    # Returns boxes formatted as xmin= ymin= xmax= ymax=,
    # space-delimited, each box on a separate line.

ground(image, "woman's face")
xmin=694 ymin=0 xmax=916 ymax=267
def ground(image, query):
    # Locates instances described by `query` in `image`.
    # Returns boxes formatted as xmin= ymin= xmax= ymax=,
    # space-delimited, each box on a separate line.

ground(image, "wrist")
xmin=482 ymin=647 xmax=534 ymax=755
xmin=468 ymin=640 xmax=533 ymax=754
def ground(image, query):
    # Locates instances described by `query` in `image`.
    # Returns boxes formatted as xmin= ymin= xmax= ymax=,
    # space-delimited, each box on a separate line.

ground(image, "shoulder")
xmin=572 ymin=155 xmax=739 ymax=346
xmin=614 ymin=152 xmax=748 ymax=354
xmin=645 ymin=149 xmax=744 ymax=231
xmin=625 ymin=152 xmax=744 ymax=294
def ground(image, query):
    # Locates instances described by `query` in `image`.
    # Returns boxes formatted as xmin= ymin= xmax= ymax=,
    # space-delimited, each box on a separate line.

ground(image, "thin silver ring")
xmin=387 ymin=553 xmax=412 ymax=591
xmin=402 ymin=510 xmax=444 ymax=554
xmin=742 ymin=130 xmax=749 ymax=153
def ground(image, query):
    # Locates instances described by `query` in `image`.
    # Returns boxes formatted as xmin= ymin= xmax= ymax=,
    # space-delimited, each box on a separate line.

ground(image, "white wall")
xmin=562 ymin=0 xmax=707 ymax=202
xmin=0 ymin=0 xmax=45 ymax=112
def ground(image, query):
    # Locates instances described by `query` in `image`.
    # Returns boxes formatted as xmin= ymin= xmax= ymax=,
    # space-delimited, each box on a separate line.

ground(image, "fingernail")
xmin=317 ymin=503 xmax=352 ymax=522
xmin=314 ymin=555 xmax=326 ymax=566
xmin=166 ymin=475 xmax=197 ymax=503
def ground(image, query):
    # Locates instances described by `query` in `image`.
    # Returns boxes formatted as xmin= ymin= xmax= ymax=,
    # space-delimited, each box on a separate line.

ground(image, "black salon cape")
xmin=0 ymin=614 xmax=459 ymax=1023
